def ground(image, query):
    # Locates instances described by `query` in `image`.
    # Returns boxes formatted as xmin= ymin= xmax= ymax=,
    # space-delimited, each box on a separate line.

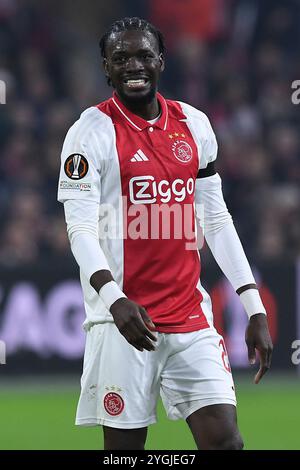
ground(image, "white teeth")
xmin=125 ymin=79 xmax=146 ymax=88
xmin=127 ymin=79 xmax=145 ymax=83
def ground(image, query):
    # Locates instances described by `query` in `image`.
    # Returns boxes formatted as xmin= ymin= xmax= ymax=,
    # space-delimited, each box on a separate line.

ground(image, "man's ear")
xmin=159 ymin=53 xmax=165 ymax=72
xmin=103 ymin=58 xmax=110 ymax=80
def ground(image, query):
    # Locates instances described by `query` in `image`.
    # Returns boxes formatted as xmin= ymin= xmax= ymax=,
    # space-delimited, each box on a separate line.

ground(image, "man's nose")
xmin=125 ymin=56 xmax=144 ymax=71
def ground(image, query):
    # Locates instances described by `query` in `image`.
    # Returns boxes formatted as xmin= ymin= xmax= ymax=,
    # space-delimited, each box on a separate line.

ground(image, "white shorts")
xmin=75 ymin=323 xmax=236 ymax=429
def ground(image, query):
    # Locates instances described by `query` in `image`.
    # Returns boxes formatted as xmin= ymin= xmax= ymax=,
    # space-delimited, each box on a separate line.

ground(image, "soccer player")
xmin=58 ymin=17 xmax=273 ymax=450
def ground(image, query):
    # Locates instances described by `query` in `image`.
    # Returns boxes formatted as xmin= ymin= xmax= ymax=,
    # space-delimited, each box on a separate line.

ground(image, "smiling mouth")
xmin=123 ymin=78 xmax=149 ymax=89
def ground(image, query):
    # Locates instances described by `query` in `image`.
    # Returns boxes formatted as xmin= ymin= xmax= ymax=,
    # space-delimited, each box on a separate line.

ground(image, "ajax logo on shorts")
xmin=64 ymin=153 xmax=89 ymax=180
xmin=103 ymin=392 xmax=125 ymax=416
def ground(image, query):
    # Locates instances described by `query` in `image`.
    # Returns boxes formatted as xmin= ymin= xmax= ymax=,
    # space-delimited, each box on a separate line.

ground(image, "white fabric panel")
xmin=99 ymin=281 xmax=127 ymax=310
xmin=178 ymin=101 xmax=218 ymax=169
xmin=195 ymin=174 xmax=256 ymax=291
xmin=64 ymin=198 xmax=111 ymax=281
xmin=64 ymin=199 xmax=100 ymax=241
xmin=197 ymin=278 xmax=214 ymax=327
xmin=57 ymin=107 xmax=103 ymax=202
xmin=58 ymin=107 xmax=125 ymax=328
xmin=71 ymin=232 xmax=110 ymax=282
xmin=239 ymin=290 xmax=266 ymax=318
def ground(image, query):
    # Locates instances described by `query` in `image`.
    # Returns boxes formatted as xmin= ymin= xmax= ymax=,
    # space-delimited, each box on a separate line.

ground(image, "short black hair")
xmin=99 ymin=17 xmax=165 ymax=58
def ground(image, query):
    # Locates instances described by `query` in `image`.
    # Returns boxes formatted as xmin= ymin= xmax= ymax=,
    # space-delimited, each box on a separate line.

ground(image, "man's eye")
xmin=113 ymin=56 xmax=126 ymax=64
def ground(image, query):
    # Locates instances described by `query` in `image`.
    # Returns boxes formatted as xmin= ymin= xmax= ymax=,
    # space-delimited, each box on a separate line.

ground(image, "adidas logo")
xmin=130 ymin=149 xmax=149 ymax=162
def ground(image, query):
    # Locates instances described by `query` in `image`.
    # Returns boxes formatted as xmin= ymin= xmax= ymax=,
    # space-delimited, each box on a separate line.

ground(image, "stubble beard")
xmin=116 ymin=83 xmax=157 ymax=107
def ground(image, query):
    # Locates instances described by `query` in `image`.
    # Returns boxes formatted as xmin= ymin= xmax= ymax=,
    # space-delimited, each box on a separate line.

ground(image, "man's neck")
xmin=116 ymin=93 xmax=160 ymax=121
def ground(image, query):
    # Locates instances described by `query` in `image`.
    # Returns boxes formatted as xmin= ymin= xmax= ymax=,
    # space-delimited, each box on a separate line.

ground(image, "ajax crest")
xmin=103 ymin=392 xmax=124 ymax=416
xmin=172 ymin=140 xmax=193 ymax=163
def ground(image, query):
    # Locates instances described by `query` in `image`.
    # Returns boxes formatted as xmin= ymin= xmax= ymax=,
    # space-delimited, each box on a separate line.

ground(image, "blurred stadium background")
xmin=0 ymin=0 xmax=300 ymax=450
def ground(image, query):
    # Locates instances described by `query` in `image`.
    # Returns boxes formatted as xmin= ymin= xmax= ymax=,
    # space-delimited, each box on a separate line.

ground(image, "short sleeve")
xmin=177 ymin=101 xmax=218 ymax=170
xmin=57 ymin=111 xmax=101 ymax=203
xmin=200 ymin=114 xmax=218 ymax=169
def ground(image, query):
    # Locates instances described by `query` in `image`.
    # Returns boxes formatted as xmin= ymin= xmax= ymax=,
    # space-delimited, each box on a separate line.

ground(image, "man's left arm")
xmin=195 ymin=164 xmax=273 ymax=383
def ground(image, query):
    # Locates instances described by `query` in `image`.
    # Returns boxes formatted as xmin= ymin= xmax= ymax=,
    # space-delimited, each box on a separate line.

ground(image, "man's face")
xmin=103 ymin=30 xmax=164 ymax=105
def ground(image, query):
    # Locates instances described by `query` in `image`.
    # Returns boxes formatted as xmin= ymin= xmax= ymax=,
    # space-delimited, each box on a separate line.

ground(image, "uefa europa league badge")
xmin=64 ymin=153 xmax=89 ymax=180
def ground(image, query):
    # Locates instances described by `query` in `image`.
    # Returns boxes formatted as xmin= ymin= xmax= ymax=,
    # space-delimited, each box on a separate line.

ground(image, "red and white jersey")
xmin=58 ymin=93 xmax=218 ymax=333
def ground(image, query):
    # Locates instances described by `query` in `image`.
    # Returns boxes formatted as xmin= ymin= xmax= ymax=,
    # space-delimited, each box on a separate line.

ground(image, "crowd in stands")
xmin=0 ymin=0 xmax=299 ymax=268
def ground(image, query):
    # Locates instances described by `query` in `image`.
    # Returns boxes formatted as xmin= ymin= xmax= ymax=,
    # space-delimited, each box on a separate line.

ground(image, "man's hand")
xmin=110 ymin=298 xmax=157 ymax=352
xmin=245 ymin=313 xmax=273 ymax=384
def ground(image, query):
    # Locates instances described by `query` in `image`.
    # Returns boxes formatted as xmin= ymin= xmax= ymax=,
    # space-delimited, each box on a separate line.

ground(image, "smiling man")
xmin=57 ymin=17 xmax=273 ymax=450
xmin=104 ymin=28 xmax=161 ymax=112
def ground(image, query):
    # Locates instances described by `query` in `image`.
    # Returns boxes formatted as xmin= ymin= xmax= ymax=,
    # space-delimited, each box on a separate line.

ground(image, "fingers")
xmin=112 ymin=300 xmax=157 ymax=352
xmin=139 ymin=308 xmax=157 ymax=338
xmin=128 ymin=327 xmax=156 ymax=352
xmin=135 ymin=319 xmax=157 ymax=351
xmin=254 ymin=345 xmax=273 ymax=384
xmin=143 ymin=326 xmax=157 ymax=342
xmin=247 ymin=341 xmax=256 ymax=365
xmin=123 ymin=315 xmax=157 ymax=352
xmin=245 ymin=318 xmax=273 ymax=384
xmin=267 ymin=344 xmax=273 ymax=369
xmin=254 ymin=364 xmax=268 ymax=384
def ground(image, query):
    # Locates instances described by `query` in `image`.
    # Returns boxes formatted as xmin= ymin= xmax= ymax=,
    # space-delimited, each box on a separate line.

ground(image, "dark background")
xmin=0 ymin=0 xmax=300 ymax=374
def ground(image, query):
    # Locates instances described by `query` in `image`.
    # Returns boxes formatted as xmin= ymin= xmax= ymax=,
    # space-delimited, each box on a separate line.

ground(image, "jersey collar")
xmin=111 ymin=91 xmax=169 ymax=131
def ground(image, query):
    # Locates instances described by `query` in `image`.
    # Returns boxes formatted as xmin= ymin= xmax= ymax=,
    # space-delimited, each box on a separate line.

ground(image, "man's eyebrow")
xmin=111 ymin=50 xmax=126 ymax=56
xmin=112 ymin=48 xmax=155 ymax=56
xmin=138 ymin=48 xmax=155 ymax=54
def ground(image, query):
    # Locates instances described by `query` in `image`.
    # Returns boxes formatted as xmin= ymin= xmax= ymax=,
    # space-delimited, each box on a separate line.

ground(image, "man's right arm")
xmin=64 ymin=198 xmax=157 ymax=351
xmin=58 ymin=113 xmax=156 ymax=351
